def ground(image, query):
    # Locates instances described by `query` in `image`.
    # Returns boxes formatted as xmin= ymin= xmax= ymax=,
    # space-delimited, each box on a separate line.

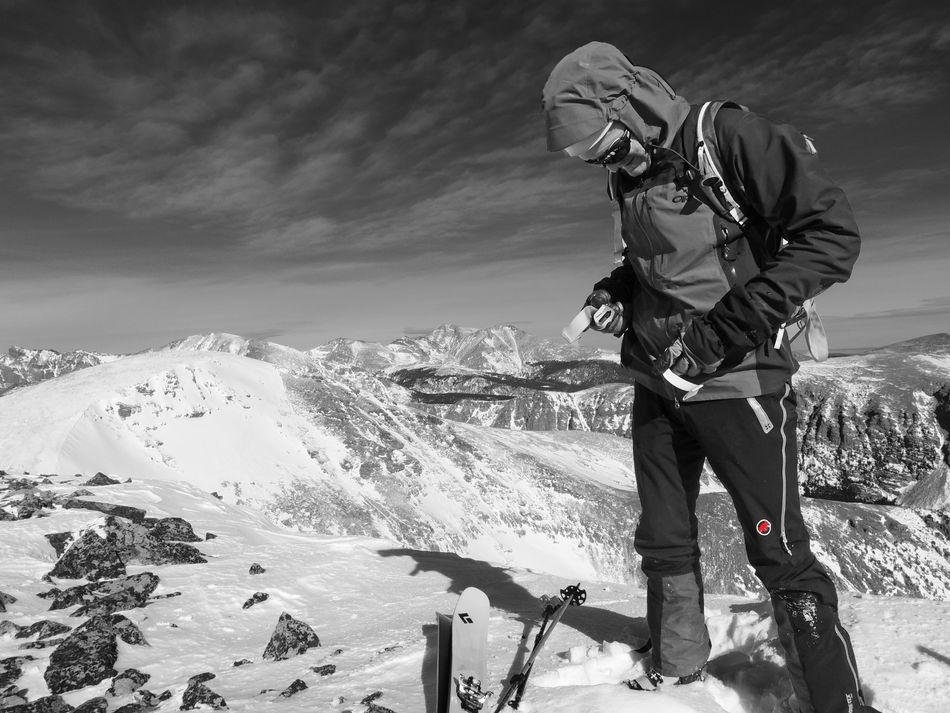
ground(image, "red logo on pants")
xmin=756 ymin=519 xmax=772 ymax=536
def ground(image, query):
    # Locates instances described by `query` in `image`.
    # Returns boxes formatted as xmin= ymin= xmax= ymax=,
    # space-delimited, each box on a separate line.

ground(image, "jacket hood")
xmin=541 ymin=42 xmax=691 ymax=152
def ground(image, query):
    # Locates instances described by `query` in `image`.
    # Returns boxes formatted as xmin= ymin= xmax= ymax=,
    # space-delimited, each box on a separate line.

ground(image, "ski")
xmin=436 ymin=612 xmax=453 ymax=713
xmin=493 ymin=583 xmax=586 ymax=711
xmin=437 ymin=586 xmax=492 ymax=713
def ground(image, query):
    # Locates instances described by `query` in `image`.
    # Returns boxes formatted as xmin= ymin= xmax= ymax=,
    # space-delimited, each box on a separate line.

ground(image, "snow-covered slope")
xmin=0 ymin=349 xmax=638 ymax=583
xmin=1 ymin=474 xmax=947 ymax=713
xmin=2 ymin=337 xmax=949 ymax=598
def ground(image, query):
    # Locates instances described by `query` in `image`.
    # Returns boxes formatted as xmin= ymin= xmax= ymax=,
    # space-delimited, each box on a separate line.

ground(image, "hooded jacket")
xmin=542 ymin=43 xmax=860 ymax=401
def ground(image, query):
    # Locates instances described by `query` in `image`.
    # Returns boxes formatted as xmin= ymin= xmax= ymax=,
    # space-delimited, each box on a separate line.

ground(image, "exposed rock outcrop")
xmin=242 ymin=592 xmax=268 ymax=610
xmin=145 ymin=517 xmax=200 ymax=542
xmin=44 ymin=615 xmax=147 ymax=694
xmin=0 ymin=655 xmax=34 ymax=687
xmin=72 ymin=699 xmax=108 ymax=713
xmin=105 ymin=668 xmax=150 ymax=697
xmin=262 ymin=612 xmax=320 ymax=661
xmin=180 ymin=674 xmax=226 ymax=711
xmin=0 ymin=591 xmax=16 ymax=613
xmin=62 ymin=499 xmax=146 ymax=523
xmin=13 ymin=620 xmax=71 ymax=640
xmin=39 ymin=573 xmax=160 ymax=615
xmin=49 ymin=517 xmax=205 ymax=580
xmin=279 ymin=679 xmax=307 ymax=698
xmin=83 ymin=473 xmax=121 ymax=487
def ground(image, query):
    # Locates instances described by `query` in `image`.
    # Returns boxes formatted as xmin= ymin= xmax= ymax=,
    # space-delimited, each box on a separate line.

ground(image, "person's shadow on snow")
xmin=377 ymin=548 xmax=648 ymax=713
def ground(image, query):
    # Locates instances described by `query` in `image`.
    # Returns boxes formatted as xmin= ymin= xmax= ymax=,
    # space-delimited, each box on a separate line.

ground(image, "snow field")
xmin=2 ymin=476 xmax=950 ymax=711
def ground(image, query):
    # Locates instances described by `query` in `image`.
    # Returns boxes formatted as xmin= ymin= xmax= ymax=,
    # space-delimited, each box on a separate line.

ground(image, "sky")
xmin=1 ymin=0 xmax=948 ymax=353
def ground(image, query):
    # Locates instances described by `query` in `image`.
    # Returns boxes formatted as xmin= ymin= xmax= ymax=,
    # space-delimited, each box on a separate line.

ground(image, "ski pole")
xmin=494 ymin=584 xmax=586 ymax=712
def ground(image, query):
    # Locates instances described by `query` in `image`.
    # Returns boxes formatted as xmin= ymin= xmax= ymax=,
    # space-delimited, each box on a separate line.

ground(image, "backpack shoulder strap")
xmin=695 ymin=100 xmax=750 ymax=226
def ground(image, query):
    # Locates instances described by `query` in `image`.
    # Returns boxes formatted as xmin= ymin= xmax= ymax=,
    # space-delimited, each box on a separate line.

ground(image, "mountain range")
xmin=1 ymin=327 xmax=948 ymax=599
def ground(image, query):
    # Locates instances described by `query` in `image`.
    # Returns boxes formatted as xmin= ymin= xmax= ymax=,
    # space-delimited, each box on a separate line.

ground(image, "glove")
xmin=657 ymin=319 xmax=725 ymax=378
xmin=584 ymin=290 xmax=628 ymax=335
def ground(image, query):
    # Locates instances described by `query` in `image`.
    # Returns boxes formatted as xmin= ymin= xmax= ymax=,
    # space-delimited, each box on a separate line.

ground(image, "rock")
xmin=3 ymin=693 xmax=74 ymax=712
xmin=106 ymin=668 xmax=150 ymax=697
xmin=180 ymin=681 xmax=226 ymax=710
xmin=14 ymin=620 xmax=71 ymax=640
xmin=67 ymin=489 xmax=94 ymax=498
xmin=146 ymin=517 xmax=200 ymax=542
xmin=48 ymin=522 xmax=126 ymax=581
xmin=13 ymin=490 xmax=57 ymax=519
xmin=310 ymin=664 xmax=336 ymax=676
xmin=242 ymin=592 xmax=268 ymax=610
xmin=1 ymin=685 xmax=29 ymax=707
xmin=262 ymin=612 xmax=321 ymax=661
xmin=83 ymin=473 xmax=121 ymax=486
xmin=44 ymin=615 xmax=147 ymax=694
xmin=112 ymin=704 xmax=145 ymax=713
xmin=0 ymin=655 xmax=35 ymax=687
xmin=72 ymin=698 xmax=108 ymax=713
xmin=158 ymin=690 xmax=171 ymax=701
xmin=148 ymin=592 xmax=181 ymax=602
xmin=0 ymin=508 xmax=16 ymax=520
xmin=186 ymin=672 xmax=215 ymax=685
xmin=231 ymin=659 xmax=252 ymax=667
xmin=1 ymin=620 xmax=21 ymax=636
xmin=204 ymin=533 xmax=217 ymax=540
xmin=210 ymin=491 xmax=223 ymax=500
xmin=49 ymin=517 xmax=205 ymax=580
xmin=62 ymin=499 xmax=147 ymax=523
xmin=361 ymin=691 xmax=384 ymax=705
xmin=18 ymin=638 xmax=66 ymax=650
xmin=132 ymin=688 xmax=161 ymax=707
xmin=44 ymin=533 xmax=75 ymax=558
xmin=39 ymin=573 xmax=157 ymax=614
xmin=248 ymin=563 xmax=265 ymax=575
xmin=279 ymin=679 xmax=307 ymax=698
xmin=0 ymin=591 xmax=17 ymax=613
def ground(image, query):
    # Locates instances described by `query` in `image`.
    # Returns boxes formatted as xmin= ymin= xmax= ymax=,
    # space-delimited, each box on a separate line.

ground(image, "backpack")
xmin=607 ymin=100 xmax=829 ymax=362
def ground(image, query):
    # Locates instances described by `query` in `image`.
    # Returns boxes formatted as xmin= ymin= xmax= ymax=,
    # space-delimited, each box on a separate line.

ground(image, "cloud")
xmin=845 ymin=296 xmax=950 ymax=321
xmin=666 ymin=3 xmax=948 ymax=123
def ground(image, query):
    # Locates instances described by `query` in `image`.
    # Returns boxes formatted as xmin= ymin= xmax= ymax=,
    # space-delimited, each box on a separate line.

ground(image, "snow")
xmin=2 ymin=476 xmax=949 ymax=713
xmin=0 ymin=350 xmax=643 ymax=582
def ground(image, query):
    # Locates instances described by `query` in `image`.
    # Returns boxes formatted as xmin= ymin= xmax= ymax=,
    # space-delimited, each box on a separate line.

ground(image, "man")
xmin=542 ymin=42 xmax=878 ymax=713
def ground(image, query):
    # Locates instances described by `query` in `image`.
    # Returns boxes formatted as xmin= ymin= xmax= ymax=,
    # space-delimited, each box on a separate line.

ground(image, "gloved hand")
xmin=657 ymin=319 xmax=725 ymax=378
xmin=584 ymin=290 xmax=628 ymax=335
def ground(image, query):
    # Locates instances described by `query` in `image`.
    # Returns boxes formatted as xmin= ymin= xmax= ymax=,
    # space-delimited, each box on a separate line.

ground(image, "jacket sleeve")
xmin=702 ymin=109 xmax=860 ymax=353
xmin=592 ymin=251 xmax=640 ymax=303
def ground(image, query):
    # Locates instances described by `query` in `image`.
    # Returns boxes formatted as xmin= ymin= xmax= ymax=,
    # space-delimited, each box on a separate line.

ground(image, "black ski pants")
xmin=631 ymin=382 xmax=867 ymax=713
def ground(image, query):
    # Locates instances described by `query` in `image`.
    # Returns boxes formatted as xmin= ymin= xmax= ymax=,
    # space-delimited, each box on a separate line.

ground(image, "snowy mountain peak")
xmin=161 ymin=333 xmax=252 ymax=355
xmin=0 ymin=345 xmax=119 ymax=395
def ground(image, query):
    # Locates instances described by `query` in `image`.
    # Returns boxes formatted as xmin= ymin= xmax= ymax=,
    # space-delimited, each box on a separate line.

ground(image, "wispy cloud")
xmin=0 ymin=1 xmax=947 ymax=350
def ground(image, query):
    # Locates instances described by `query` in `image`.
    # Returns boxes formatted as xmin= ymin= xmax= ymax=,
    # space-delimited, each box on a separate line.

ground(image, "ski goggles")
xmin=584 ymin=129 xmax=633 ymax=166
